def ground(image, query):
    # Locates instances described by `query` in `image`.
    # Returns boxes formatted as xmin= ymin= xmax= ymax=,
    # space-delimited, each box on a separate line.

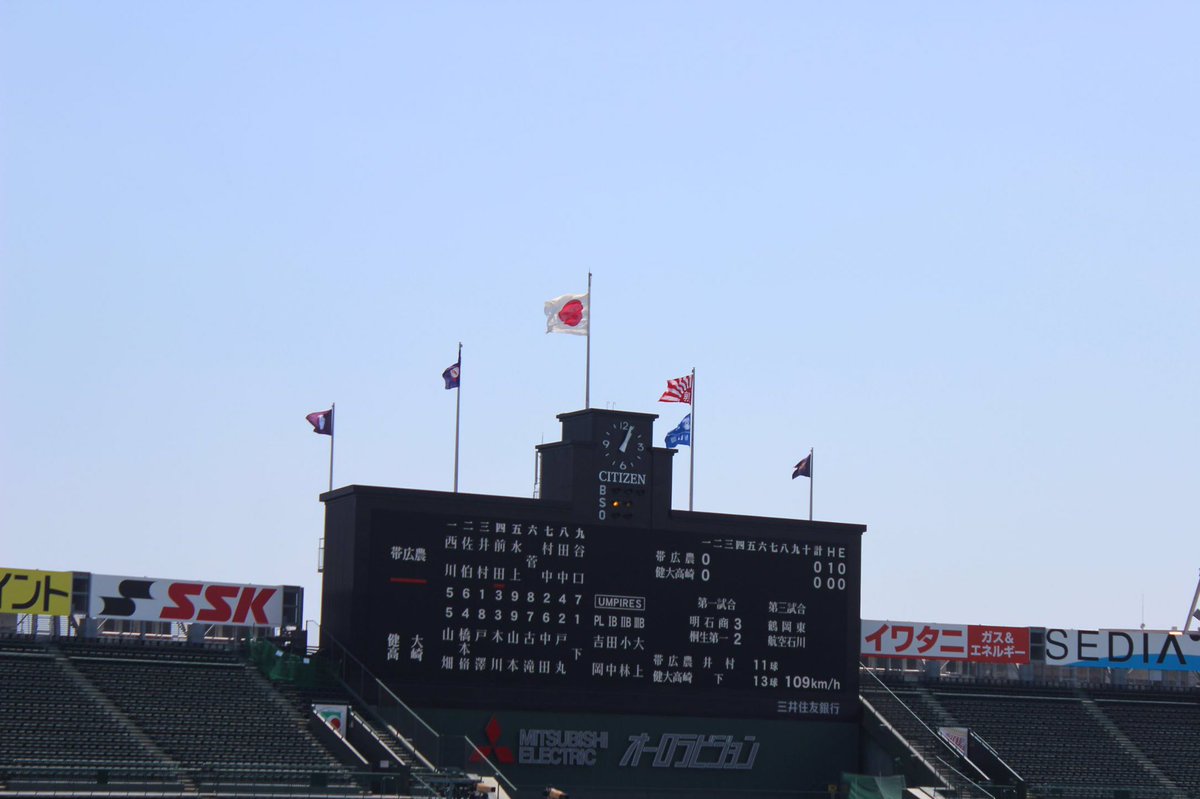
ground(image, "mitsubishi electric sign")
xmin=432 ymin=706 xmax=855 ymax=795
xmin=471 ymin=716 xmax=760 ymax=771
xmin=517 ymin=728 xmax=610 ymax=766
xmin=517 ymin=727 xmax=758 ymax=770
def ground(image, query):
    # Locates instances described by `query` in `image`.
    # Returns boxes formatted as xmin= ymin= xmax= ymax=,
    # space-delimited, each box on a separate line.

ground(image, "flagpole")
xmin=585 ymin=271 xmax=592 ymax=409
xmin=689 ymin=367 xmax=695 ymax=512
xmin=453 ymin=342 xmax=462 ymax=493
xmin=1184 ymin=568 xmax=1200 ymax=633
xmin=808 ymin=447 xmax=814 ymax=521
xmin=328 ymin=402 xmax=336 ymax=492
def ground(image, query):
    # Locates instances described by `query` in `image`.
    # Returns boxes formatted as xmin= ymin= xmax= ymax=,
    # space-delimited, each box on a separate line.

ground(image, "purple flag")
xmin=306 ymin=409 xmax=333 ymax=435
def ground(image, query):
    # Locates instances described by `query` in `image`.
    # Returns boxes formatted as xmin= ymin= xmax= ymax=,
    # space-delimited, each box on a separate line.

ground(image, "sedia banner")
xmin=89 ymin=573 xmax=283 ymax=627
xmin=0 ymin=568 xmax=73 ymax=616
xmin=1043 ymin=628 xmax=1200 ymax=672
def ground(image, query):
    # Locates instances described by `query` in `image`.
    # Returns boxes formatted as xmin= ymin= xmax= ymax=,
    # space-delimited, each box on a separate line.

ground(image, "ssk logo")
xmin=90 ymin=574 xmax=283 ymax=627
xmin=98 ymin=579 xmax=154 ymax=617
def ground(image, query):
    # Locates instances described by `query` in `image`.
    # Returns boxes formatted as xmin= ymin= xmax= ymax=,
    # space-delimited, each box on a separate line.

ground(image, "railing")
xmin=317 ymin=632 xmax=519 ymax=798
xmin=860 ymin=664 xmax=997 ymax=798
xmin=1023 ymin=786 xmax=1181 ymax=799
xmin=968 ymin=728 xmax=1026 ymax=793
xmin=186 ymin=765 xmax=362 ymax=793
xmin=0 ymin=762 xmax=401 ymax=797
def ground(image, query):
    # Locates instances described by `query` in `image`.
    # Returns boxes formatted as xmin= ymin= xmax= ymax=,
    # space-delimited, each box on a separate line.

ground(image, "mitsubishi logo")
xmin=470 ymin=716 xmax=515 ymax=765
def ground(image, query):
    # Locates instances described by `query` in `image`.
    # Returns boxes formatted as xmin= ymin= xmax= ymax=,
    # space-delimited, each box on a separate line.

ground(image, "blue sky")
xmin=3 ymin=3 xmax=1198 ymax=634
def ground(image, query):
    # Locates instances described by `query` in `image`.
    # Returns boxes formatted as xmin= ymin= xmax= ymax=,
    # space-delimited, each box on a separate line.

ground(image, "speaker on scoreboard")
xmin=281 ymin=585 xmax=303 ymax=628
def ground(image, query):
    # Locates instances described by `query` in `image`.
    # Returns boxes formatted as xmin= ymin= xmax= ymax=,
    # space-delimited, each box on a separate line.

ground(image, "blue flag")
xmin=442 ymin=361 xmax=461 ymax=389
xmin=664 ymin=414 xmax=691 ymax=448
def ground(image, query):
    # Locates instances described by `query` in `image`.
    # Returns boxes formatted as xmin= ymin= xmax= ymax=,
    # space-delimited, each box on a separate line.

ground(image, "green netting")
xmin=842 ymin=773 xmax=907 ymax=799
xmin=247 ymin=638 xmax=335 ymax=688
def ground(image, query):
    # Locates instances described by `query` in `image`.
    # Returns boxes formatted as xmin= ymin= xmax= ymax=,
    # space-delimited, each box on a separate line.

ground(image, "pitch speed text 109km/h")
xmin=753 ymin=674 xmax=842 ymax=690
xmin=812 ymin=560 xmax=846 ymax=591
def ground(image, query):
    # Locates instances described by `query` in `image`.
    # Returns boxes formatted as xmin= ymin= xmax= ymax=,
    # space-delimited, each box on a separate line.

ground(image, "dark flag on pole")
xmin=307 ymin=404 xmax=336 ymax=491
xmin=448 ymin=343 xmax=463 ymax=492
xmin=306 ymin=409 xmax=333 ymax=435
xmin=793 ymin=449 xmax=814 ymax=521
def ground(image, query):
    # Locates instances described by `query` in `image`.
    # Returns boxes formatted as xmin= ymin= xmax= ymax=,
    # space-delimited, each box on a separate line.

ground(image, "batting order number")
xmin=812 ymin=560 xmax=846 ymax=590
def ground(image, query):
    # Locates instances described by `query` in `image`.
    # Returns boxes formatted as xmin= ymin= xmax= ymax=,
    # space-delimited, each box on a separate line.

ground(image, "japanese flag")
xmin=544 ymin=293 xmax=589 ymax=335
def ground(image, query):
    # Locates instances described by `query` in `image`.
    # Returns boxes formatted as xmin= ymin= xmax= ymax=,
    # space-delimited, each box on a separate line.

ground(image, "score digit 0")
xmin=812 ymin=559 xmax=847 ymax=590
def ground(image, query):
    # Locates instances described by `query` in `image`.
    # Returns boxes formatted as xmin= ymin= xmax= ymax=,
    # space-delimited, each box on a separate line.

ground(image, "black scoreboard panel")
xmin=362 ymin=508 xmax=859 ymax=721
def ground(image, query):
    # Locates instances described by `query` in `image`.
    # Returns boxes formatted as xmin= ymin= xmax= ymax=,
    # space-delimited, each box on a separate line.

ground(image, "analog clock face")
xmin=600 ymin=420 xmax=647 ymax=471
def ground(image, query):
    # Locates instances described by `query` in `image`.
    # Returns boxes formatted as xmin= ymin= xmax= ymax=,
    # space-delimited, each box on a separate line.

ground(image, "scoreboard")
xmin=321 ymin=408 xmax=866 ymax=794
xmin=352 ymin=507 xmax=860 ymax=721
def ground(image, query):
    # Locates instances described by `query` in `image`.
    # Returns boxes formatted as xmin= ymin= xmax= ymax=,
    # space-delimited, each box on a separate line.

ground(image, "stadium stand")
xmin=62 ymin=639 xmax=361 ymax=793
xmin=932 ymin=687 xmax=1153 ymax=790
xmin=0 ymin=637 xmax=185 ymax=792
xmin=861 ymin=669 xmax=1200 ymax=798
xmin=6 ymin=628 xmax=1200 ymax=799
xmin=1 ymin=633 xmax=511 ymax=799
xmin=0 ymin=636 xmax=369 ymax=796
xmin=1096 ymin=698 xmax=1200 ymax=793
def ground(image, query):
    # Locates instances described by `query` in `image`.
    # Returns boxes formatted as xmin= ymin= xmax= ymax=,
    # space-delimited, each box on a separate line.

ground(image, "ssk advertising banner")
xmin=862 ymin=620 xmax=1029 ymax=664
xmin=1043 ymin=628 xmax=1200 ymax=672
xmin=89 ymin=574 xmax=283 ymax=627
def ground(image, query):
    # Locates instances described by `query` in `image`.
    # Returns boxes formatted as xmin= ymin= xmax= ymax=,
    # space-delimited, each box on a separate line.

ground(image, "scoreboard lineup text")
xmin=364 ymin=510 xmax=859 ymax=721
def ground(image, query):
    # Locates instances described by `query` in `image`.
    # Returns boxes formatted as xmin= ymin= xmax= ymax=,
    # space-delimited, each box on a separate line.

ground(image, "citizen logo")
xmin=597 ymin=471 xmax=647 ymax=485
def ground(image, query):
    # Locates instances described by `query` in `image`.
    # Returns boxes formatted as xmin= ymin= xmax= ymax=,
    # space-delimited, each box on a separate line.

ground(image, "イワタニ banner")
xmin=862 ymin=620 xmax=1030 ymax=664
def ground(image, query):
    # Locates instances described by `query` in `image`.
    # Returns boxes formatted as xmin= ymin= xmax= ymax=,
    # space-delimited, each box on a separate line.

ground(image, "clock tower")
xmin=535 ymin=408 xmax=675 ymax=527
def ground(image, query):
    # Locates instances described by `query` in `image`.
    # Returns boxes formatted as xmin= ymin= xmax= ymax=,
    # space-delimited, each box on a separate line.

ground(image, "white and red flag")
xmin=658 ymin=374 xmax=693 ymax=404
xmin=544 ymin=293 xmax=589 ymax=335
